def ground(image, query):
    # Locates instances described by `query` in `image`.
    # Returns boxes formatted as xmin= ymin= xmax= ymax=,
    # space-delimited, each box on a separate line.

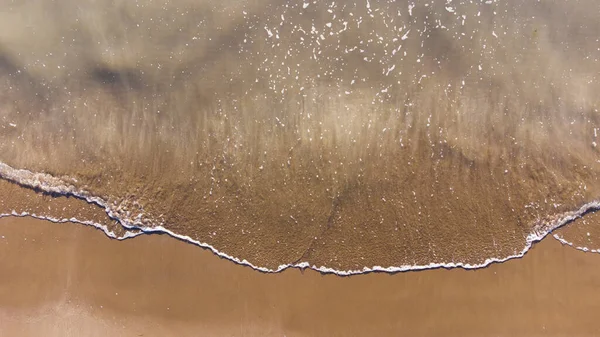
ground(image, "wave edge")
xmin=1 ymin=160 xmax=599 ymax=275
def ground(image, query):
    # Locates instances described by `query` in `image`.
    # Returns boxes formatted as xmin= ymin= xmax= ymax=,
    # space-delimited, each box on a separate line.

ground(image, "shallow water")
xmin=0 ymin=0 xmax=599 ymax=273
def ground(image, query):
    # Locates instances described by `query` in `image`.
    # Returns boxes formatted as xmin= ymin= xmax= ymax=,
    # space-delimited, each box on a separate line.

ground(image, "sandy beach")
xmin=1 ymin=1 xmax=600 ymax=335
xmin=1 ymin=216 xmax=600 ymax=337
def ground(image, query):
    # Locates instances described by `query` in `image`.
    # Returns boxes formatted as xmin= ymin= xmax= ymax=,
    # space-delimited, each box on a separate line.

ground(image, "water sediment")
xmin=0 ymin=0 xmax=599 ymax=271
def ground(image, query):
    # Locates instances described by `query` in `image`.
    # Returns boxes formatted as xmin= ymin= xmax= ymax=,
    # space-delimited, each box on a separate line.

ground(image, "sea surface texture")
xmin=0 ymin=0 xmax=599 ymax=273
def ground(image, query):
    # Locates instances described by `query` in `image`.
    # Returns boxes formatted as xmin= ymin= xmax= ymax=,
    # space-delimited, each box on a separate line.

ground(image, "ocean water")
xmin=0 ymin=0 xmax=599 ymax=274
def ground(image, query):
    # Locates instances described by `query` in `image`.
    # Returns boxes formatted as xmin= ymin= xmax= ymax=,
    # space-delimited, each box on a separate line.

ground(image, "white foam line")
xmin=1 ymin=160 xmax=599 ymax=275
xmin=0 ymin=211 xmax=143 ymax=240
xmin=553 ymin=234 xmax=600 ymax=254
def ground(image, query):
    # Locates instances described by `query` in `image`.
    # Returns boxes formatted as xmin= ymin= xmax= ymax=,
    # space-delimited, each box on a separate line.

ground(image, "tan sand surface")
xmin=1 ymin=216 xmax=600 ymax=337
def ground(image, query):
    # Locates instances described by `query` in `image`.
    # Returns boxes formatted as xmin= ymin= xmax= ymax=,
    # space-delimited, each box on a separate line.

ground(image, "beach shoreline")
xmin=2 ymin=216 xmax=600 ymax=337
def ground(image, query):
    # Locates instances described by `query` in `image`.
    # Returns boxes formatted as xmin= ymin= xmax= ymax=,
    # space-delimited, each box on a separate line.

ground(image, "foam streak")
xmin=1 ymin=160 xmax=599 ymax=275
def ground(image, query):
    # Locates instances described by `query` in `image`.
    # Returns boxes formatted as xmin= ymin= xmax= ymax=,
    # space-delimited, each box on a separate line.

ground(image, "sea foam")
xmin=1 ymin=160 xmax=599 ymax=275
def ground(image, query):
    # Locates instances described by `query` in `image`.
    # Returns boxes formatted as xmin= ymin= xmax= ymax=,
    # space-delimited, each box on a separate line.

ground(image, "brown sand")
xmin=1 ymin=216 xmax=600 ymax=337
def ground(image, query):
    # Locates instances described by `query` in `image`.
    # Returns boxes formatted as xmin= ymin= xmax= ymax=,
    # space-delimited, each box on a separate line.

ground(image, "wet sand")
xmin=2 ymin=216 xmax=600 ymax=337
xmin=555 ymin=211 xmax=600 ymax=253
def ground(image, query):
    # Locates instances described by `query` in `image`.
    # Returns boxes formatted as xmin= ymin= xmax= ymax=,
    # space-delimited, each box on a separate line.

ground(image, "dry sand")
xmin=1 ymin=216 xmax=600 ymax=337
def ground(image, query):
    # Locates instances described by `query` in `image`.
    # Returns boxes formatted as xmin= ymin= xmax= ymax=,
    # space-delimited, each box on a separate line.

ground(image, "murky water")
xmin=0 ymin=0 xmax=599 ymax=272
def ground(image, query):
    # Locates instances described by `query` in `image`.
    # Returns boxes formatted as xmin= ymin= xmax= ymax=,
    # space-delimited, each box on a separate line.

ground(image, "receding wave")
xmin=0 ymin=0 xmax=599 ymax=273
xmin=1 ymin=160 xmax=599 ymax=274
xmin=553 ymin=211 xmax=600 ymax=254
